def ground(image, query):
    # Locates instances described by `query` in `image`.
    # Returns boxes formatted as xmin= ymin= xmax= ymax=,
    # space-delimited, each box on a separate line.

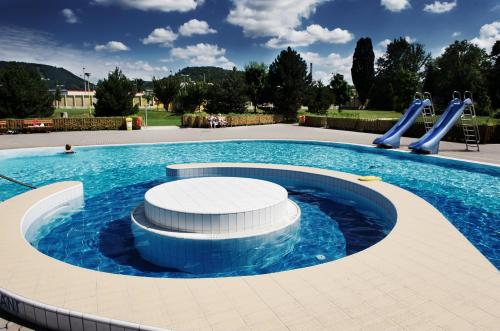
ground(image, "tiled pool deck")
xmin=0 ymin=126 xmax=499 ymax=331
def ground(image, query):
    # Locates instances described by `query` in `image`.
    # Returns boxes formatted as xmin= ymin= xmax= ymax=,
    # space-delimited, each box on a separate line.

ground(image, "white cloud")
xmin=142 ymin=27 xmax=178 ymax=47
xmin=377 ymin=36 xmax=416 ymax=49
xmin=381 ymin=0 xmax=411 ymax=12
xmin=378 ymin=39 xmax=391 ymax=49
xmin=423 ymin=1 xmax=457 ymax=14
xmin=404 ymin=35 xmax=417 ymax=43
xmin=451 ymin=31 xmax=461 ymax=37
xmin=470 ymin=21 xmax=500 ymax=52
xmin=95 ymin=41 xmax=130 ymax=52
xmin=266 ymin=24 xmax=353 ymax=48
xmin=93 ymin=0 xmax=204 ymax=12
xmin=227 ymin=0 xmax=331 ymax=37
xmin=301 ymin=51 xmax=353 ymax=83
xmin=179 ymin=19 xmax=216 ymax=36
xmin=123 ymin=60 xmax=169 ymax=73
xmin=492 ymin=5 xmax=500 ymax=11
xmin=0 ymin=26 xmax=168 ymax=80
xmin=170 ymin=43 xmax=235 ymax=69
xmin=61 ymin=8 xmax=79 ymax=24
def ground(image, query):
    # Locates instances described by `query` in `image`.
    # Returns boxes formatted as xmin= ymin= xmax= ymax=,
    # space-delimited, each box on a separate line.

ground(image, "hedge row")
xmin=302 ymin=115 xmax=500 ymax=144
xmin=2 ymin=117 xmax=142 ymax=132
xmin=181 ymin=114 xmax=284 ymax=128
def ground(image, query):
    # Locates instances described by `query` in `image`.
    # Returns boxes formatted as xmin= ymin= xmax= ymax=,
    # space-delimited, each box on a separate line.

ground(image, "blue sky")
xmin=0 ymin=0 xmax=498 ymax=83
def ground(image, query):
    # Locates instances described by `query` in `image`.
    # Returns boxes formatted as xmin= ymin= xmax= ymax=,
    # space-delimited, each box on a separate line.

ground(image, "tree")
xmin=431 ymin=40 xmax=491 ymax=115
xmin=53 ymin=85 xmax=62 ymax=109
xmin=244 ymin=62 xmax=267 ymax=112
xmin=153 ymin=75 xmax=181 ymax=111
xmin=306 ymin=81 xmax=332 ymax=114
xmin=0 ymin=62 xmax=54 ymax=118
xmin=422 ymin=60 xmax=439 ymax=98
xmin=351 ymin=37 xmax=375 ymax=105
xmin=488 ymin=40 xmax=500 ymax=110
xmin=330 ymin=74 xmax=350 ymax=106
xmin=94 ymin=68 xmax=138 ymax=117
xmin=268 ymin=47 xmax=310 ymax=120
xmin=370 ymin=37 xmax=430 ymax=111
xmin=135 ymin=78 xmax=145 ymax=93
xmin=175 ymin=81 xmax=208 ymax=113
xmin=206 ymin=68 xmax=248 ymax=114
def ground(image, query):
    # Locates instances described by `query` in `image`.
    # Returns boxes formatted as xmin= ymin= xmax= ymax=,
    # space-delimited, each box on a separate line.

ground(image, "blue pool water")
xmin=1 ymin=140 xmax=499 ymax=273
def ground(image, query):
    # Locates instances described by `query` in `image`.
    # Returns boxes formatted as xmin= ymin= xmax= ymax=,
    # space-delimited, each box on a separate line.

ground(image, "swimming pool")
xmin=1 ymin=140 xmax=498 ymax=271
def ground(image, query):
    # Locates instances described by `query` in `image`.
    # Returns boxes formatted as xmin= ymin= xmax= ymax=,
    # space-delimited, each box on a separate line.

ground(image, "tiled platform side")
xmin=166 ymin=163 xmax=398 ymax=230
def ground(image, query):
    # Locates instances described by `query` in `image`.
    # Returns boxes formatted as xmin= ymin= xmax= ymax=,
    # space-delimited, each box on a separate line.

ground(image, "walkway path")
xmin=1 ymin=124 xmax=499 ymax=165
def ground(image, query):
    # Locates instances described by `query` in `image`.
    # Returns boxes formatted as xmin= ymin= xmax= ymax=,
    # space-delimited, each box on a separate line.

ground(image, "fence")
xmin=181 ymin=114 xmax=284 ymax=128
xmin=302 ymin=116 xmax=500 ymax=144
xmin=2 ymin=117 xmax=142 ymax=132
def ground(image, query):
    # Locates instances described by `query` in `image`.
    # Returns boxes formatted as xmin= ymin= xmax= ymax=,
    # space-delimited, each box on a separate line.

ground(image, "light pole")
xmin=84 ymin=72 xmax=91 ymax=116
xmin=144 ymin=91 xmax=154 ymax=128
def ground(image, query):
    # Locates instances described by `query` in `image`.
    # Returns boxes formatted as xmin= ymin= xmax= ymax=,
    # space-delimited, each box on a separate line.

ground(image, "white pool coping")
xmin=0 ymin=164 xmax=498 ymax=331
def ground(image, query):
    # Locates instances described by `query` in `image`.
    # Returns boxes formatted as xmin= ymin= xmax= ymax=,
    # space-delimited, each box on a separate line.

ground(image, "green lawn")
xmin=138 ymin=109 xmax=181 ymax=126
xmin=300 ymin=109 xmax=500 ymax=125
xmin=52 ymin=108 xmax=181 ymax=126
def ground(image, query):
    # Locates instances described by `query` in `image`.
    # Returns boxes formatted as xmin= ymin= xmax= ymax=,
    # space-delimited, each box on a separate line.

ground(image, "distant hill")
xmin=175 ymin=66 xmax=244 ymax=83
xmin=0 ymin=62 xmax=242 ymax=90
xmin=0 ymin=61 xmax=91 ymax=90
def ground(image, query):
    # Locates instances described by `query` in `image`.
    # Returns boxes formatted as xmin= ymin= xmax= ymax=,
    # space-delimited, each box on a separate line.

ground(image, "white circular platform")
xmin=144 ymin=177 xmax=290 ymax=234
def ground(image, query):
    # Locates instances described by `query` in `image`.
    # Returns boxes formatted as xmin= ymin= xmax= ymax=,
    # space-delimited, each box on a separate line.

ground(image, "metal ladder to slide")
xmin=461 ymin=91 xmax=480 ymax=151
xmin=421 ymin=92 xmax=436 ymax=132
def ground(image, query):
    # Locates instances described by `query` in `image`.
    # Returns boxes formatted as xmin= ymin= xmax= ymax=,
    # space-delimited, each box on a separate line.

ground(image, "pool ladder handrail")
xmin=0 ymin=174 xmax=37 ymax=190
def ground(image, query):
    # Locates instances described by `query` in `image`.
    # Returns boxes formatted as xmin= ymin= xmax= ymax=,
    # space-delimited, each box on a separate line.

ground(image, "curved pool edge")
xmin=0 ymin=166 xmax=498 ymax=330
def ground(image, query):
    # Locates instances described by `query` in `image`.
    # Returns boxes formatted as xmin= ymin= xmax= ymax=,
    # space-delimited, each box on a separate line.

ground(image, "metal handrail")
xmin=0 ymin=174 xmax=37 ymax=189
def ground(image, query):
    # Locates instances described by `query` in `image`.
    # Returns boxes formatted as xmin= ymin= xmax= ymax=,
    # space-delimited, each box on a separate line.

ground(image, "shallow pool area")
xmin=1 ymin=140 xmax=499 ymax=270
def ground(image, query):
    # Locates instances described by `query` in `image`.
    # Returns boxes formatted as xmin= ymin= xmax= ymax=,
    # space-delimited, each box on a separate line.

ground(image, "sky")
xmin=0 ymin=0 xmax=498 ymax=84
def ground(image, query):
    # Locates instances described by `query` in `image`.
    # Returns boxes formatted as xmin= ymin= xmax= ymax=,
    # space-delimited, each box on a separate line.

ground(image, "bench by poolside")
xmin=22 ymin=119 xmax=54 ymax=133
xmin=0 ymin=120 xmax=6 ymax=134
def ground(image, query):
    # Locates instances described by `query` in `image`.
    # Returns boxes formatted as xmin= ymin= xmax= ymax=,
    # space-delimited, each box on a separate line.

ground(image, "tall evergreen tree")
xmin=0 ymin=62 xmax=54 ymax=118
xmin=94 ymin=68 xmax=138 ymax=117
xmin=351 ymin=37 xmax=375 ymax=105
xmin=268 ymin=47 xmax=309 ymax=120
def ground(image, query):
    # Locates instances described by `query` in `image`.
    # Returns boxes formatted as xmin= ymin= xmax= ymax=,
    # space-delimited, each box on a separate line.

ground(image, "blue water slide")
xmin=409 ymin=98 xmax=471 ymax=154
xmin=373 ymin=98 xmax=431 ymax=148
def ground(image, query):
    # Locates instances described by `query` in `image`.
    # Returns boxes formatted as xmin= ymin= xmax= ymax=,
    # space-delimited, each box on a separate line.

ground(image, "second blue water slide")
xmin=373 ymin=98 xmax=430 ymax=148
xmin=409 ymin=97 xmax=471 ymax=154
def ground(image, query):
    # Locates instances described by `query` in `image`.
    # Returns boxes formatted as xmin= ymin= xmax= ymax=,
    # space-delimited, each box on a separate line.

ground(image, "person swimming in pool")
xmin=64 ymin=144 xmax=75 ymax=154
